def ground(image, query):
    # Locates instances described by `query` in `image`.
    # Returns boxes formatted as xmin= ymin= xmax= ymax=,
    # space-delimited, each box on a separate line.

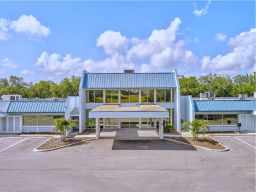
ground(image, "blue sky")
xmin=0 ymin=1 xmax=255 ymax=82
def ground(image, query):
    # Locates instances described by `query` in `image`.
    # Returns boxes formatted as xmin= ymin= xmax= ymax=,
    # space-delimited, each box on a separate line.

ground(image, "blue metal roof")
xmin=82 ymin=72 xmax=177 ymax=89
xmin=193 ymin=100 xmax=256 ymax=112
xmin=7 ymin=100 xmax=66 ymax=113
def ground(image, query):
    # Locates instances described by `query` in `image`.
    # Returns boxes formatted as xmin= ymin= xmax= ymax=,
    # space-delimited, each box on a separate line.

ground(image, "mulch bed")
xmin=79 ymin=129 xmax=96 ymax=135
xmin=36 ymin=138 xmax=93 ymax=151
xmin=168 ymin=136 xmax=225 ymax=150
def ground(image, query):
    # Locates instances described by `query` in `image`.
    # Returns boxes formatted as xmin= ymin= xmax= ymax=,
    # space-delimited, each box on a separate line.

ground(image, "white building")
xmin=0 ymin=70 xmax=255 ymax=138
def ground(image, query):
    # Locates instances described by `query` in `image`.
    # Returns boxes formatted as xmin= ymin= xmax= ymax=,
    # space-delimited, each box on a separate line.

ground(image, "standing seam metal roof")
xmin=7 ymin=100 xmax=66 ymax=113
xmin=193 ymin=100 xmax=256 ymax=112
xmin=82 ymin=72 xmax=177 ymax=89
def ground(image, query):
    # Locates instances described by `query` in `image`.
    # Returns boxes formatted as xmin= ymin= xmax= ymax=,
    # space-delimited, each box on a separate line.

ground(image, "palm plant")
xmin=86 ymin=119 xmax=95 ymax=129
xmin=54 ymin=118 xmax=77 ymax=141
xmin=183 ymin=120 xmax=207 ymax=140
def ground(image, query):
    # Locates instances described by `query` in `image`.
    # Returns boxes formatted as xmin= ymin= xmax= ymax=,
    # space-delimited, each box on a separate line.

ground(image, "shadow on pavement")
xmin=112 ymin=139 xmax=197 ymax=150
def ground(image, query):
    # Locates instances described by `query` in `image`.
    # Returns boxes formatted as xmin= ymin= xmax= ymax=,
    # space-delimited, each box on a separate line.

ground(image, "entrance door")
xmin=121 ymin=118 xmax=138 ymax=128
xmin=239 ymin=114 xmax=256 ymax=132
xmin=7 ymin=116 xmax=21 ymax=133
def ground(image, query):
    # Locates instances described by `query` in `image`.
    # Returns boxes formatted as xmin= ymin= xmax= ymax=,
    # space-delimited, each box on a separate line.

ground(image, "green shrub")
xmin=164 ymin=123 xmax=175 ymax=133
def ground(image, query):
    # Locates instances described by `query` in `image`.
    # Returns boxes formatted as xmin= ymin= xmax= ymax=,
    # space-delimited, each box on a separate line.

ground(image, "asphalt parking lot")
xmin=0 ymin=135 xmax=255 ymax=192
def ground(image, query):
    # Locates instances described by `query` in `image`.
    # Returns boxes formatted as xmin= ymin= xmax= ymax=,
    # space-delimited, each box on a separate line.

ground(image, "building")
xmin=78 ymin=70 xmax=180 ymax=139
xmin=0 ymin=71 xmax=255 ymax=138
xmin=181 ymin=94 xmax=256 ymax=132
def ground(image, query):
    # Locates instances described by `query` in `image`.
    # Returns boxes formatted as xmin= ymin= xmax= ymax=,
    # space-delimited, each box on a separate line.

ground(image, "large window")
xmin=23 ymin=115 xmax=64 ymax=126
xmin=208 ymin=115 xmax=223 ymax=125
xmin=23 ymin=116 xmax=37 ymax=126
xmin=156 ymin=89 xmax=173 ymax=102
xmin=38 ymin=115 xmax=53 ymax=126
xmin=195 ymin=114 xmax=238 ymax=126
xmin=141 ymin=89 xmax=154 ymax=103
xmin=120 ymin=89 xmax=139 ymax=103
xmin=106 ymin=90 xmax=119 ymax=103
xmin=223 ymin=114 xmax=237 ymax=125
xmin=86 ymin=90 xmax=103 ymax=103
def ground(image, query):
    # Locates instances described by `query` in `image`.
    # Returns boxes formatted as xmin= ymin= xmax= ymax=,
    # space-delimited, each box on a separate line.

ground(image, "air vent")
xmin=124 ymin=69 xmax=134 ymax=73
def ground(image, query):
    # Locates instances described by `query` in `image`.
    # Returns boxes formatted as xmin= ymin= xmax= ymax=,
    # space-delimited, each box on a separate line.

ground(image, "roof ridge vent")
xmin=124 ymin=69 xmax=134 ymax=73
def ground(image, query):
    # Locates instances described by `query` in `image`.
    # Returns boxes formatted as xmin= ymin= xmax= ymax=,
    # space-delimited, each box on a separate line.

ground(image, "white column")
xmin=118 ymin=90 xmax=121 ymax=104
xmin=159 ymin=118 xmax=163 ymax=139
xmin=139 ymin=89 xmax=141 ymax=104
xmin=96 ymin=118 xmax=100 ymax=139
xmin=103 ymin=118 xmax=106 ymax=129
xmin=153 ymin=119 xmax=157 ymax=129
xmin=154 ymin=89 xmax=157 ymax=103
xmin=79 ymin=88 xmax=86 ymax=133
xmin=118 ymin=119 xmax=121 ymax=128
xmin=103 ymin=90 xmax=106 ymax=104
xmin=139 ymin=118 xmax=142 ymax=129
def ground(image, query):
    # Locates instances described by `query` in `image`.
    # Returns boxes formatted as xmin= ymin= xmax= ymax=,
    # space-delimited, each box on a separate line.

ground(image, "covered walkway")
xmin=89 ymin=104 xmax=169 ymax=139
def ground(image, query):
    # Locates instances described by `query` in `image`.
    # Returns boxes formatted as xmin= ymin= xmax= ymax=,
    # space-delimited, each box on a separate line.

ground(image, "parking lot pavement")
xmin=0 ymin=137 xmax=24 ymax=152
xmin=0 ymin=135 xmax=255 ymax=192
xmin=213 ymin=135 xmax=256 ymax=151
xmin=0 ymin=136 xmax=48 ymax=153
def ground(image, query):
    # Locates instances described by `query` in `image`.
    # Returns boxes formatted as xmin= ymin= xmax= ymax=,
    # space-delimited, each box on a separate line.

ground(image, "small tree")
xmin=54 ymin=118 xmax=77 ymax=141
xmin=183 ymin=120 xmax=207 ymax=140
xmin=86 ymin=119 xmax=95 ymax=129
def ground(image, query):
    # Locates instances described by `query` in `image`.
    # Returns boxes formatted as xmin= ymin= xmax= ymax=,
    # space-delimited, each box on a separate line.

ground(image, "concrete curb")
xmin=34 ymin=138 xmax=95 ymax=152
xmin=164 ymin=137 xmax=229 ymax=152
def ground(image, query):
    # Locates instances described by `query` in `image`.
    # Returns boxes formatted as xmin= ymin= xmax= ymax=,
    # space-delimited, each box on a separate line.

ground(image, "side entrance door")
xmin=239 ymin=114 xmax=256 ymax=132
xmin=7 ymin=116 xmax=21 ymax=133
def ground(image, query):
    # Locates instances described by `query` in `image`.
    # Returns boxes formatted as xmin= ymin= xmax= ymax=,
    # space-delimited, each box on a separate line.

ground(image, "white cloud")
xmin=215 ymin=33 xmax=227 ymax=41
xmin=193 ymin=0 xmax=212 ymax=17
xmin=21 ymin=69 xmax=34 ymax=75
xmin=0 ymin=15 xmax=50 ymax=41
xmin=0 ymin=18 xmax=9 ymax=41
xmin=36 ymin=52 xmax=82 ymax=75
xmin=2 ymin=58 xmax=17 ymax=68
xmin=35 ymin=17 xmax=197 ymax=76
xmin=97 ymin=31 xmax=127 ymax=55
xmin=202 ymin=28 xmax=256 ymax=73
xmin=11 ymin=15 xmax=50 ymax=37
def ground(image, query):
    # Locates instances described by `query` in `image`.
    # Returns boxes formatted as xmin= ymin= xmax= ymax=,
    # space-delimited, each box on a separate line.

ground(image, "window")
xmin=106 ymin=90 xmax=119 ymax=103
xmin=86 ymin=90 xmax=103 ymax=103
xmin=38 ymin=115 xmax=53 ymax=126
xmin=156 ymin=89 xmax=173 ymax=102
xmin=223 ymin=114 xmax=237 ymax=125
xmin=195 ymin=114 xmax=208 ymax=121
xmin=129 ymin=89 xmax=139 ymax=103
xmin=23 ymin=115 xmax=64 ymax=126
xmin=121 ymin=89 xmax=139 ymax=103
xmin=53 ymin=116 xmax=64 ymax=125
xmin=207 ymin=115 xmax=223 ymax=125
xmin=141 ymin=89 xmax=154 ymax=103
xmin=23 ymin=116 xmax=37 ymax=126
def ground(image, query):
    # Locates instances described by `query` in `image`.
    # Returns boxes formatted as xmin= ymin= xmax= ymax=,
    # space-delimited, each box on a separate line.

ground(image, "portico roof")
xmin=89 ymin=105 xmax=169 ymax=118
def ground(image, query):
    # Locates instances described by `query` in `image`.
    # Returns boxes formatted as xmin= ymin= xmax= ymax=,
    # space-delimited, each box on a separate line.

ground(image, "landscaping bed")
xmin=166 ymin=136 xmax=227 ymax=150
xmin=80 ymin=129 xmax=96 ymax=135
xmin=35 ymin=137 xmax=94 ymax=151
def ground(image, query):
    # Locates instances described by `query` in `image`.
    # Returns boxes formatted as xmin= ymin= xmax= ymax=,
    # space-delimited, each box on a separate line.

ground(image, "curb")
xmin=34 ymin=138 xmax=95 ymax=152
xmin=164 ymin=137 xmax=229 ymax=152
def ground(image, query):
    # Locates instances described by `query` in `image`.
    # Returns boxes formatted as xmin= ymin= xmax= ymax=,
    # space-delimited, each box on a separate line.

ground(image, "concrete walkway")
xmin=100 ymin=128 xmax=160 ymax=140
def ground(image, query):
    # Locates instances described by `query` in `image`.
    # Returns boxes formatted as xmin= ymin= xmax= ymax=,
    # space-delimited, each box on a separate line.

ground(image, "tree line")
xmin=0 ymin=73 xmax=255 ymax=98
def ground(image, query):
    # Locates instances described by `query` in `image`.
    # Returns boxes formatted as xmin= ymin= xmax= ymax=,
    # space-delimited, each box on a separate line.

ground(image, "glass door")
xmin=121 ymin=118 xmax=138 ymax=128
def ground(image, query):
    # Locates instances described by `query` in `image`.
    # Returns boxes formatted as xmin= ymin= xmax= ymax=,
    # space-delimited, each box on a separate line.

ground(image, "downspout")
xmin=79 ymin=70 xmax=87 ymax=133
xmin=174 ymin=69 xmax=181 ymax=132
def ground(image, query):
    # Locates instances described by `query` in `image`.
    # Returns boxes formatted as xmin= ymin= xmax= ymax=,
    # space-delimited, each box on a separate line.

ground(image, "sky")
xmin=0 ymin=0 xmax=255 ymax=82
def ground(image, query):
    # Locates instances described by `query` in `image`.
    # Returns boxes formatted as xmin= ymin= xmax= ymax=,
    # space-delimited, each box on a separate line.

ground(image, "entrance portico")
xmin=89 ymin=105 xmax=169 ymax=139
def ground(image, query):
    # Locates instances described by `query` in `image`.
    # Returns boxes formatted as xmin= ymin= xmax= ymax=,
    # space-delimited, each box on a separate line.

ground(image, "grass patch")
xmin=36 ymin=138 xmax=93 ymax=151
xmin=168 ymin=136 xmax=225 ymax=150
